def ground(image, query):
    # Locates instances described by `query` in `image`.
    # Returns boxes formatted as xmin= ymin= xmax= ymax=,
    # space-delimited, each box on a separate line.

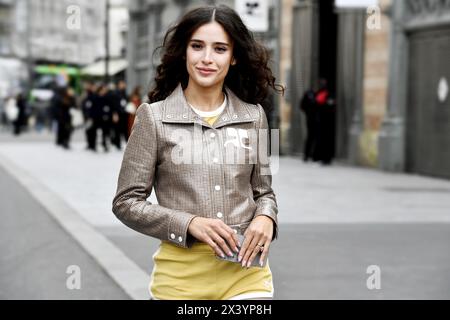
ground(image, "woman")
xmin=112 ymin=4 xmax=283 ymax=300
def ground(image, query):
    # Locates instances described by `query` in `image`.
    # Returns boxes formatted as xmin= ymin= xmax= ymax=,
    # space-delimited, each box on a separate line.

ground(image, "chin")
xmin=194 ymin=76 xmax=222 ymax=88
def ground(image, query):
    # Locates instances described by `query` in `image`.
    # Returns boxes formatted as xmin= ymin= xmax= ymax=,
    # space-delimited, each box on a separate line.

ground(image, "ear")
xmin=231 ymin=58 xmax=236 ymax=66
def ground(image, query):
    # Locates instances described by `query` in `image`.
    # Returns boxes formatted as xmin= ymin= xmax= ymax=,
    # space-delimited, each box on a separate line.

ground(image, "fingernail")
xmin=234 ymin=247 xmax=239 ymax=253
xmin=246 ymin=261 xmax=251 ymax=268
xmin=220 ymin=253 xmax=225 ymax=258
xmin=238 ymin=256 xmax=242 ymax=262
xmin=260 ymin=261 xmax=263 ymax=267
xmin=228 ymin=251 xmax=233 ymax=257
xmin=242 ymin=260 xmax=246 ymax=267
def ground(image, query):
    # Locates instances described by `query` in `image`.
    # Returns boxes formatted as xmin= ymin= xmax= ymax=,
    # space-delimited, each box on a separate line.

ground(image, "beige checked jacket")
xmin=112 ymin=83 xmax=278 ymax=248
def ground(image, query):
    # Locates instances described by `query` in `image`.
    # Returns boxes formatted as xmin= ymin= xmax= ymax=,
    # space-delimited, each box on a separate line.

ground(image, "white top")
xmin=188 ymin=94 xmax=227 ymax=118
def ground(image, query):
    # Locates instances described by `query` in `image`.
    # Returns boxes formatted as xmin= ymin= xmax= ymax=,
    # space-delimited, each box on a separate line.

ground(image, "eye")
xmin=191 ymin=43 xmax=203 ymax=50
xmin=215 ymin=47 xmax=227 ymax=53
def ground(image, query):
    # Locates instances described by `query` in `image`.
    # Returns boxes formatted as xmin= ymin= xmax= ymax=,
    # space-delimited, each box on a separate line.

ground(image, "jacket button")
xmin=232 ymin=114 xmax=238 ymax=119
xmin=170 ymin=233 xmax=175 ymax=239
xmin=214 ymin=185 xmax=221 ymax=191
xmin=166 ymin=114 xmax=172 ymax=119
xmin=216 ymin=212 xmax=223 ymax=218
xmin=178 ymin=236 xmax=183 ymax=242
xmin=182 ymin=114 xmax=187 ymax=119
xmin=210 ymin=132 xmax=216 ymax=138
xmin=222 ymin=116 xmax=227 ymax=121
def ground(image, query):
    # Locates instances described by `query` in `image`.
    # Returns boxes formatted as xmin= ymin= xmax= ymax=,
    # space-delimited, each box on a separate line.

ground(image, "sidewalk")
xmin=1 ymin=130 xmax=450 ymax=299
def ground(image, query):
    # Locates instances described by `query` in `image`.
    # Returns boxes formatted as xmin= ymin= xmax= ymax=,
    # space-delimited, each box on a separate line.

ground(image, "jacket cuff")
xmin=254 ymin=203 xmax=279 ymax=241
xmin=167 ymin=211 xmax=197 ymax=248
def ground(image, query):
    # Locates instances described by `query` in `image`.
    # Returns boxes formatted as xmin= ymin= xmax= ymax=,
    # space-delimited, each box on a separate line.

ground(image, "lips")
xmin=196 ymin=67 xmax=217 ymax=76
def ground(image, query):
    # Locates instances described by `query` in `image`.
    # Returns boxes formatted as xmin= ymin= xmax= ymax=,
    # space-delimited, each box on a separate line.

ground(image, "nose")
xmin=201 ymin=47 xmax=213 ymax=64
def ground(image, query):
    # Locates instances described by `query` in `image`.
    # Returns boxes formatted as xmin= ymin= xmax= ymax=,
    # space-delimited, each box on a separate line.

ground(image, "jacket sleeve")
xmin=250 ymin=104 xmax=279 ymax=241
xmin=112 ymin=103 xmax=197 ymax=248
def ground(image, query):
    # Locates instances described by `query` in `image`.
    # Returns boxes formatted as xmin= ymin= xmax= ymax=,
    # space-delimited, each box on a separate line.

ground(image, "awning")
xmin=81 ymin=59 xmax=128 ymax=77
xmin=35 ymin=65 xmax=80 ymax=76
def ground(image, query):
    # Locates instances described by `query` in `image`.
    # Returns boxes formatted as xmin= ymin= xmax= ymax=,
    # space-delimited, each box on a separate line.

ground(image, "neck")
xmin=184 ymin=81 xmax=225 ymax=112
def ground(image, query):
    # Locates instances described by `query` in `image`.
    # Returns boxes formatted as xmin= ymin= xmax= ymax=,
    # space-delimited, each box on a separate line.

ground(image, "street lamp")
xmin=104 ymin=0 xmax=110 ymax=84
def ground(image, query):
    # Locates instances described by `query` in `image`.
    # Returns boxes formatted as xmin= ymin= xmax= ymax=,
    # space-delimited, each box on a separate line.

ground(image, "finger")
xmin=241 ymin=235 xmax=260 ymax=267
xmin=223 ymin=224 xmax=241 ymax=249
xmin=238 ymin=233 xmax=254 ymax=264
xmin=216 ymin=225 xmax=239 ymax=253
xmin=259 ymin=239 xmax=271 ymax=267
xmin=210 ymin=232 xmax=234 ymax=257
xmin=205 ymin=238 xmax=225 ymax=258
xmin=246 ymin=243 xmax=262 ymax=268
xmin=245 ymin=236 xmax=264 ymax=268
xmin=215 ymin=222 xmax=240 ymax=250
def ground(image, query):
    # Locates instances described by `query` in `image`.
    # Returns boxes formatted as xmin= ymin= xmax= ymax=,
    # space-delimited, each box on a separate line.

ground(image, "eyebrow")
xmin=189 ymin=39 xmax=230 ymax=46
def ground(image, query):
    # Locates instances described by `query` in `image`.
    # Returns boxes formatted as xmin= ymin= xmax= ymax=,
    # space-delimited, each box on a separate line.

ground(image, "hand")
xmin=238 ymin=215 xmax=274 ymax=268
xmin=187 ymin=217 xmax=240 ymax=258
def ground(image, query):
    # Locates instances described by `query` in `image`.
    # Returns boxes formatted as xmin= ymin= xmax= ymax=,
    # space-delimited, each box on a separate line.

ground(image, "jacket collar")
xmin=161 ymin=83 xmax=256 ymax=128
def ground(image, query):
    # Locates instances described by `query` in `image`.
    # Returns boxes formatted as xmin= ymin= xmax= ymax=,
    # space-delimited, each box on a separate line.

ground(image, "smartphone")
xmin=215 ymin=234 xmax=267 ymax=268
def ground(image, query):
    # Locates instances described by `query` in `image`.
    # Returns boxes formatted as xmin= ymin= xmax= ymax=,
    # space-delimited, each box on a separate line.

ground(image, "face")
xmin=186 ymin=21 xmax=235 ymax=89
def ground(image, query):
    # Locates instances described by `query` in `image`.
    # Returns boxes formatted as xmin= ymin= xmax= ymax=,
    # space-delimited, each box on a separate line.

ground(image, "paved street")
xmin=0 ymin=164 xmax=129 ymax=300
xmin=1 ymin=128 xmax=450 ymax=299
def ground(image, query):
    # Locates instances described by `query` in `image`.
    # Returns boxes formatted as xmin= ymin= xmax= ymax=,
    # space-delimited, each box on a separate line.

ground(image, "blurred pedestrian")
xmin=13 ymin=93 xmax=28 ymax=136
xmin=54 ymin=87 xmax=75 ymax=149
xmin=111 ymin=80 xmax=129 ymax=150
xmin=300 ymin=88 xmax=317 ymax=162
xmin=91 ymin=84 xmax=113 ymax=152
xmin=126 ymin=86 xmax=142 ymax=137
xmin=314 ymin=78 xmax=336 ymax=165
xmin=112 ymin=4 xmax=284 ymax=300
xmin=4 ymin=95 xmax=18 ymax=131
xmin=81 ymin=82 xmax=98 ymax=151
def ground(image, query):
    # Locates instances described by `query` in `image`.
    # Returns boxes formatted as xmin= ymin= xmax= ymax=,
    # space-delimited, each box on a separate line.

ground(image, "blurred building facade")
xmin=80 ymin=0 xmax=129 ymax=80
xmin=1 ymin=0 xmax=105 ymax=65
xmin=0 ymin=0 xmax=105 ymax=98
xmin=378 ymin=0 xmax=450 ymax=179
xmin=279 ymin=0 xmax=450 ymax=179
xmin=0 ymin=0 xmax=131 ymax=98
xmin=333 ymin=0 xmax=450 ymax=179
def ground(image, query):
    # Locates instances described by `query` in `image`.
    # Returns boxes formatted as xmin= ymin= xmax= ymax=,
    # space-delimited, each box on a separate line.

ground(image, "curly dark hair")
xmin=148 ymin=4 xmax=284 ymax=112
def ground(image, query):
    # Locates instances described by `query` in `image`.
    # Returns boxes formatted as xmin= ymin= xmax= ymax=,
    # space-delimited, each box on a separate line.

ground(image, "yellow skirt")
xmin=149 ymin=240 xmax=274 ymax=300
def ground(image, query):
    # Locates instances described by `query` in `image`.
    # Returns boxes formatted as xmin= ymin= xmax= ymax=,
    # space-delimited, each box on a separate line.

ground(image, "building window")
xmin=137 ymin=16 xmax=148 ymax=38
xmin=136 ymin=15 xmax=149 ymax=64
xmin=0 ymin=7 xmax=11 ymax=54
